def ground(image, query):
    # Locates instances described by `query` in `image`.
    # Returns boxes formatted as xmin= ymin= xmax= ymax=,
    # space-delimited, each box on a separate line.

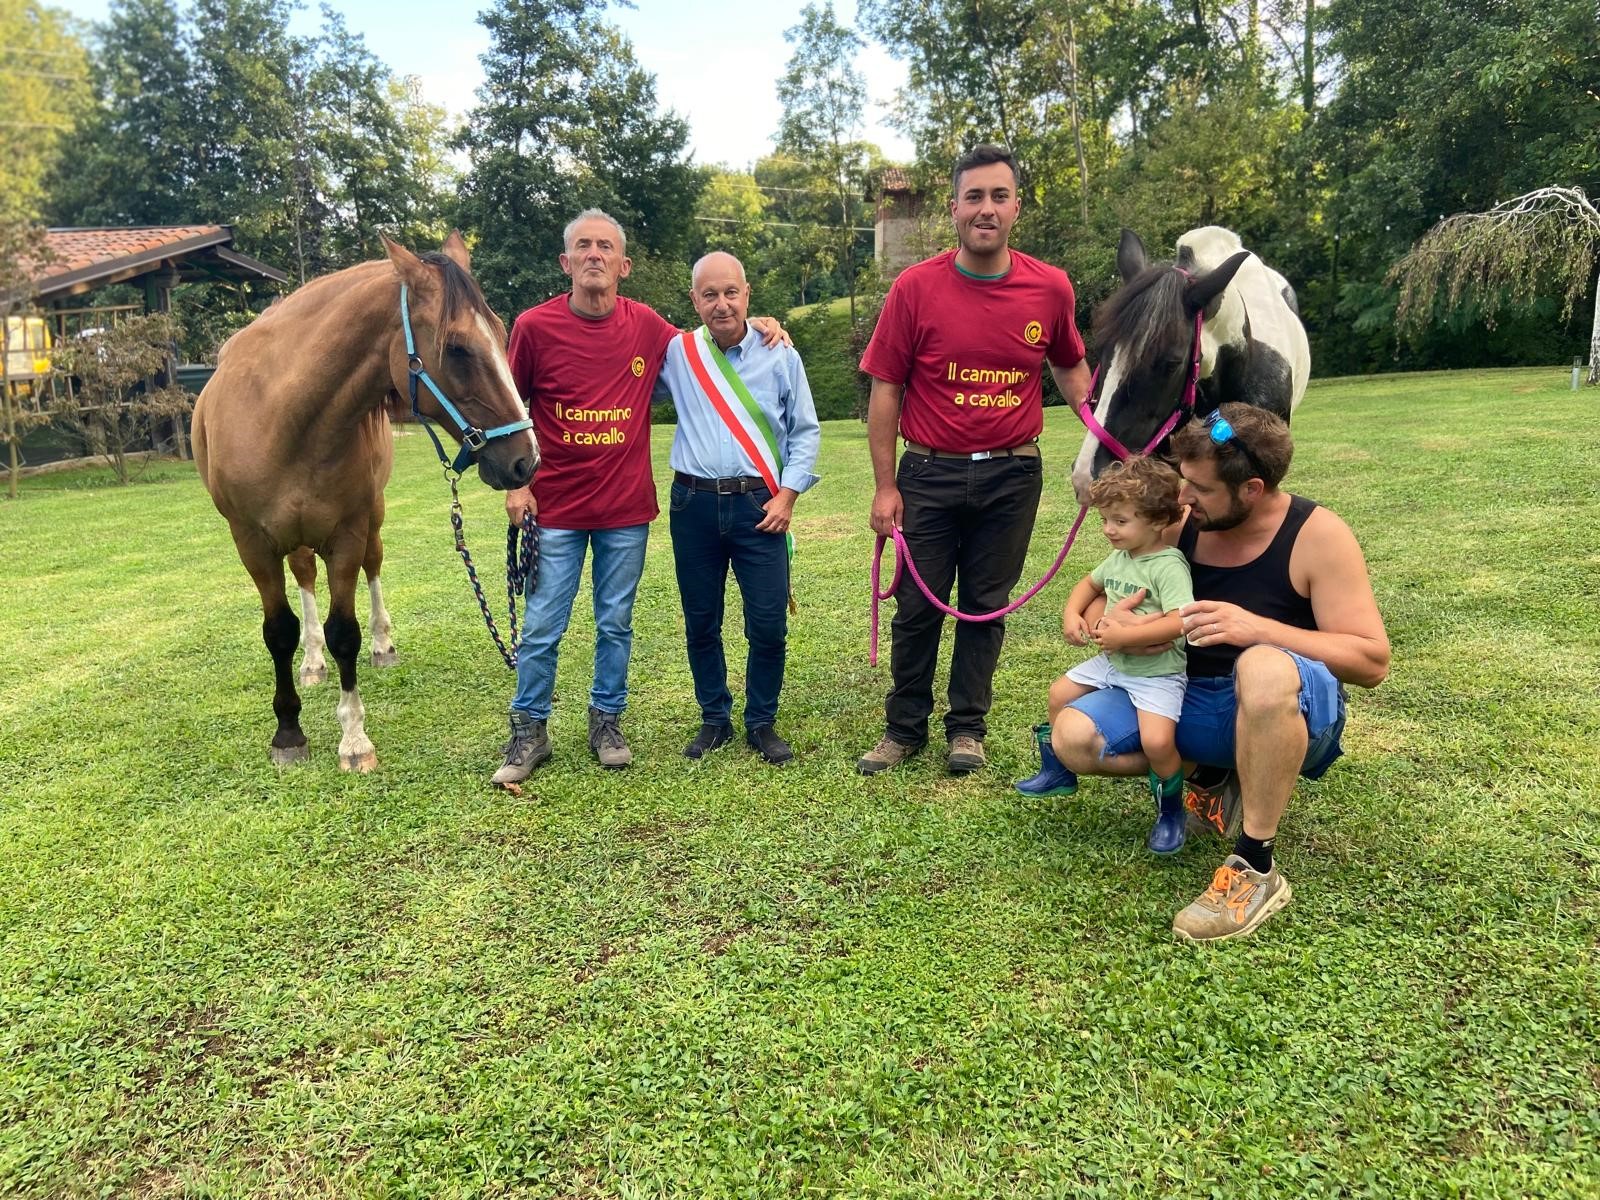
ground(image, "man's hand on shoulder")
xmin=750 ymin=316 xmax=792 ymax=348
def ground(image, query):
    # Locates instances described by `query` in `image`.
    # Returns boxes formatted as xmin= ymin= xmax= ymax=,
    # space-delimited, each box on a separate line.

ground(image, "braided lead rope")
xmin=437 ymin=454 xmax=539 ymax=669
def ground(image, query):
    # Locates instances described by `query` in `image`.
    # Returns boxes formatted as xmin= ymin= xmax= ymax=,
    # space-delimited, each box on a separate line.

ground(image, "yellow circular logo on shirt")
xmin=1023 ymin=320 xmax=1043 ymax=345
xmin=630 ymin=355 xmax=646 ymax=377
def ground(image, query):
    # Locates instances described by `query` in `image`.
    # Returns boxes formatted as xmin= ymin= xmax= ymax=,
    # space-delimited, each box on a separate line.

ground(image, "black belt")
xmin=674 ymin=471 xmax=768 ymax=495
xmin=903 ymin=440 xmax=1040 ymax=460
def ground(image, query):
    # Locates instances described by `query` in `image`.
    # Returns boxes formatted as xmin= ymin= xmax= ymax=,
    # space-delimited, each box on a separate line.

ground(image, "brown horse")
xmin=194 ymin=233 xmax=538 ymax=770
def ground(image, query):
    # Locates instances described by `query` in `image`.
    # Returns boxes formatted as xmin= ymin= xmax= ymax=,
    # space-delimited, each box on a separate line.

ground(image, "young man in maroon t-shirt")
xmin=857 ymin=144 xmax=1092 ymax=776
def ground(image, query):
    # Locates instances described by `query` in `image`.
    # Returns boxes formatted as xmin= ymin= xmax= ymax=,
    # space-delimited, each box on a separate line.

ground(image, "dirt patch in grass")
xmin=702 ymin=922 xmax=755 ymax=957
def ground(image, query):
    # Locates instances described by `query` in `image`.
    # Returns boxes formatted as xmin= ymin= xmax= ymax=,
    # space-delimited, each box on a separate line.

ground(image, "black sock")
xmin=1233 ymin=832 xmax=1274 ymax=874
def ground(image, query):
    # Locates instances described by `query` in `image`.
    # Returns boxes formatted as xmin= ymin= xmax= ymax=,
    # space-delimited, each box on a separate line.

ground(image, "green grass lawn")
xmin=2 ymin=367 xmax=1597 ymax=1198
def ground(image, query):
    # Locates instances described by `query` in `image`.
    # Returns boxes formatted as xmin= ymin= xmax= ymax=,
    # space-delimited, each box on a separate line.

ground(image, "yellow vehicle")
xmin=4 ymin=314 xmax=52 ymax=378
xmin=2 ymin=315 xmax=53 ymax=406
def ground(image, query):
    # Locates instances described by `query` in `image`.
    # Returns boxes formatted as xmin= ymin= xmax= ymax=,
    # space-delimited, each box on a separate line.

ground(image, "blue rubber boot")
xmin=1147 ymin=768 xmax=1188 ymax=854
xmin=1015 ymin=723 xmax=1077 ymax=797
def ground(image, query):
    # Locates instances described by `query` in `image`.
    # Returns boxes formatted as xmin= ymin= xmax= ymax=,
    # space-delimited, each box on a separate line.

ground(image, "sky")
xmin=54 ymin=0 xmax=916 ymax=170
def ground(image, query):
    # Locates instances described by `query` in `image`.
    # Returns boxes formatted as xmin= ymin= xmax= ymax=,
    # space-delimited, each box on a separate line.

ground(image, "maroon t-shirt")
xmin=507 ymin=295 xmax=676 ymax=530
xmin=861 ymin=249 xmax=1085 ymax=454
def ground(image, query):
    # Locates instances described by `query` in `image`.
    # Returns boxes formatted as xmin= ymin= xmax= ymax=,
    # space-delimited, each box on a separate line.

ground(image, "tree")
xmin=455 ymin=0 xmax=702 ymax=318
xmin=1390 ymin=187 xmax=1600 ymax=384
xmin=0 ymin=0 xmax=91 ymax=224
xmin=44 ymin=0 xmax=196 ymax=227
xmin=776 ymin=2 xmax=873 ymax=322
xmin=49 ymin=313 xmax=190 ymax=483
xmin=694 ymin=170 xmax=771 ymax=266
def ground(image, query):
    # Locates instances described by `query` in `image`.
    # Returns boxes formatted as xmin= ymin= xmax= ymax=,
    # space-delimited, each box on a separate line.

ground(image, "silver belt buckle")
xmin=970 ymin=450 xmax=992 ymax=461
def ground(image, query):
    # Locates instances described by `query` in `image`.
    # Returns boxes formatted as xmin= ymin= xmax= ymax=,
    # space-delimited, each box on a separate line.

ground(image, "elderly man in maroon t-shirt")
xmin=492 ymin=210 xmax=786 ymax=783
xmin=857 ymin=145 xmax=1092 ymax=776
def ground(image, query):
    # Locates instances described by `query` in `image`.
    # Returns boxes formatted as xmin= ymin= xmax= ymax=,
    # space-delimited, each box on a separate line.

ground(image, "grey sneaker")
xmin=1185 ymin=768 xmax=1244 ymax=839
xmin=855 ymin=735 xmax=920 ymax=775
xmin=588 ymin=706 xmax=632 ymax=768
xmin=946 ymin=734 xmax=986 ymax=774
xmin=1172 ymin=855 xmax=1294 ymax=943
xmin=492 ymin=711 xmax=550 ymax=785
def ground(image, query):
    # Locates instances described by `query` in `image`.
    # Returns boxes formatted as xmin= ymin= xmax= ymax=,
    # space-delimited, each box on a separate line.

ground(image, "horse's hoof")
xmin=340 ymin=750 xmax=377 ymax=773
xmin=271 ymin=743 xmax=309 ymax=766
xmin=299 ymin=664 xmax=327 ymax=686
xmin=370 ymin=648 xmax=399 ymax=668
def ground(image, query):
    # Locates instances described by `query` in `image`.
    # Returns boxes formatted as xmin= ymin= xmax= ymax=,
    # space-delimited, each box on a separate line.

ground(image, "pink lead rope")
xmin=868 ymin=304 xmax=1204 ymax=666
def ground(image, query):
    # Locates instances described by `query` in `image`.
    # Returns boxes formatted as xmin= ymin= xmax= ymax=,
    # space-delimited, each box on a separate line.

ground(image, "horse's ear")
xmin=382 ymin=235 xmax=430 ymax=291
xmin=1183 ymin=250 xmax=1251 ymax=317
xmin=1117 ymin=228 xmax=1148 ymax=282
xmin=440 ymin=230 xmax=471 ymax=272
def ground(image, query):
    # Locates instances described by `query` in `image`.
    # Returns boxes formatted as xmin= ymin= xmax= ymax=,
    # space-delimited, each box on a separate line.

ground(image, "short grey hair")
xmin=563 ymin=208 xmax=627 ymax=254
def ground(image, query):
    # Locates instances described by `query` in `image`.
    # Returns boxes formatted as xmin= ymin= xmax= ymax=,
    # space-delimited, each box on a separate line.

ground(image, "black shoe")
xmin=684 ymin=722 xmax=735 ymax=760
xmin=746 ymin=724 xmax=794 ymax=765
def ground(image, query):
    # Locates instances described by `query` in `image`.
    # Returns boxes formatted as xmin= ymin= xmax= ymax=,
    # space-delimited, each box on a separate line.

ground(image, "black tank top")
xmin=1178 ymin=493 xmax=1319 ymax=678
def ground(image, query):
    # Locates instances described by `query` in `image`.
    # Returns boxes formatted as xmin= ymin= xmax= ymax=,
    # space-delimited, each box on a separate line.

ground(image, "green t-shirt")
xmin=1090 ymin=546 xmax=1195 ymax=677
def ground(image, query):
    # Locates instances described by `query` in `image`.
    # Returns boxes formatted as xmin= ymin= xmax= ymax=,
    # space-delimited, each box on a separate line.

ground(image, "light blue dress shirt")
xmin=658 ymin=324 xmax=822 ymax=494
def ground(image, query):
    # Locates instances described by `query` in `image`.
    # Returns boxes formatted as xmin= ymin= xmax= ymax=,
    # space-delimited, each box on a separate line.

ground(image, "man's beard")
xmin=1192 ymin=491 xmax=1250 ymax=531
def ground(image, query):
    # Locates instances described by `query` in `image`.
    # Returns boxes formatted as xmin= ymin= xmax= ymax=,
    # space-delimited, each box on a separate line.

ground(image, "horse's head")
xmin=383 ymin=232 xmax=538 ymax=491
xmin=1070 ymin=228 xmax=1249 ymax=503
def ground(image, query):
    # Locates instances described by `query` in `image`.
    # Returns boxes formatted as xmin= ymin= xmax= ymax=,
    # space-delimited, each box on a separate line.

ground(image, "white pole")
xmin=1588 ymin=265 xmax=1600 ymax=385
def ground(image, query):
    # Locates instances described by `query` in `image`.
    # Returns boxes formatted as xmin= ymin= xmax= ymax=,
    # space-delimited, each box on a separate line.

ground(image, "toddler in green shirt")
xmin=1015 ymin=456 xmax=1194 ymax=854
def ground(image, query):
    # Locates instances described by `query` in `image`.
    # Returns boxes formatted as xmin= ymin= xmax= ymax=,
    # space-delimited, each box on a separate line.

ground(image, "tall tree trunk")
xmin=3 ymin=373 xmax=17 ymax=501
xmin=1303 ymin=0 xmax=1316 ymax=112
xmin=1055 ymin=3 xmax=1091 ymax=227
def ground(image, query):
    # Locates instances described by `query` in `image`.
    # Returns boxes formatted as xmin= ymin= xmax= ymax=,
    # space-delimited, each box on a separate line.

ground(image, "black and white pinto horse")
xmin=1071 ymin=226 xmax=1311 ymax=499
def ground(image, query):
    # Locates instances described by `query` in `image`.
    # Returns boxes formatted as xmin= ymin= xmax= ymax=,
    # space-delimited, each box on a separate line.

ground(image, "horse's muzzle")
xmin=477 ymin=437 xmax=538 ymax=490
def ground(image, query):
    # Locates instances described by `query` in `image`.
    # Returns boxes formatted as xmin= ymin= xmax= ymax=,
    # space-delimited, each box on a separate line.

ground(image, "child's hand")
xmin=1064 ymin=612 xmax=1092 ymax=646
xmin=1089 ymin=619 xmax=1124 ymax=651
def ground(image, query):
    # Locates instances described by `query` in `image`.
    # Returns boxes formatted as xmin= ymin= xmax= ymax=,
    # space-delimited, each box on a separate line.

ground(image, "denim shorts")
xmin=1066 ymin=647 xmax=1347 ymax=779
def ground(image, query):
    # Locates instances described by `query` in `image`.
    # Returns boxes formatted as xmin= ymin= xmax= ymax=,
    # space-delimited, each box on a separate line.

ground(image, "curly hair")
xmin=1086 ymin=455 xmax=1183 ymax=527
xmin=1169 ymin=402 xmax=1294 ymax=489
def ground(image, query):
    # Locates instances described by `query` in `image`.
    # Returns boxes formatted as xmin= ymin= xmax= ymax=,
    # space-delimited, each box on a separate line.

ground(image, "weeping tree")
xmin=1390 ymin=186 xmax=1600 ymax=384
xmin=50 ymin=314 xmax=191 ymax=484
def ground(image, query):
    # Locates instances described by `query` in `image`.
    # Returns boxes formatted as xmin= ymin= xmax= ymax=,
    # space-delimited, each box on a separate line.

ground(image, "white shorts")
xmin=1066 ymin=654 xmax=1187 ymax=722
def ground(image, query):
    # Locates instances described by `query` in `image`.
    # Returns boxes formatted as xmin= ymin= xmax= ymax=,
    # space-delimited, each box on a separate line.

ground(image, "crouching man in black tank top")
xmin=1052 ymin=403 xmax=1390 ymax=942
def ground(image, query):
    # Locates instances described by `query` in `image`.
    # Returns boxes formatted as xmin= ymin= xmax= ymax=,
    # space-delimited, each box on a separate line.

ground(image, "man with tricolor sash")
xmin=654 ymin=251 xmax=821 ymax=765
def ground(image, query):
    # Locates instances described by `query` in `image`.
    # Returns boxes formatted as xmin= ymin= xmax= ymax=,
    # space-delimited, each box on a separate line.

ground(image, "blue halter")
xmin=401 ymin=284 xmax=532 ymax=474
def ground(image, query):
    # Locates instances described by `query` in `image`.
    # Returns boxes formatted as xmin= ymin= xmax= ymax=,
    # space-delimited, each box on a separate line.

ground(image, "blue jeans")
xmin=669 ymin=480 xmax=789 ymax=730
xmin=1067 ymin=648 xmax=1347 ymax=779
xmin=511 ymin=524 xmax=650 ymax=720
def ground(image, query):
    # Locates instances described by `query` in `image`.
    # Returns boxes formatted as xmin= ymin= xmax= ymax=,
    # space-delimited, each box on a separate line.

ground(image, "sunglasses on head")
xmin=1202 ymin=409 xmax=1270 ymax=482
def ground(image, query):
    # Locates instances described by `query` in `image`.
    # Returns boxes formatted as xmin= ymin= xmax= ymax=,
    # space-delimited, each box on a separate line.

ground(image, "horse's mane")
xmin=1092 ymin=265 xmax=1187 ymax=368
xmin=419 ymin=251 xmax=496 ymax=329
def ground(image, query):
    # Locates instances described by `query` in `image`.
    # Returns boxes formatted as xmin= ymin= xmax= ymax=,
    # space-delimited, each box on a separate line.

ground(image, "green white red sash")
xmin=679 ymin=326 xmax=798 ymax=607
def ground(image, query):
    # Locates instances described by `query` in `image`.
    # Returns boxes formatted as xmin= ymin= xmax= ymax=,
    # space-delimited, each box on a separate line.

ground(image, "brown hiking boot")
xmin=855 ymin=735 xmax=920 ymax=775
xmin=588 ymin=706 xmax=632 ymax=769
xmin=492 ymin=711 xmax=551 ymax=786
xmin=946 ymin=735 xmax=986 ymax=774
